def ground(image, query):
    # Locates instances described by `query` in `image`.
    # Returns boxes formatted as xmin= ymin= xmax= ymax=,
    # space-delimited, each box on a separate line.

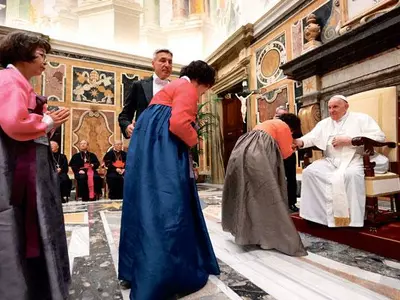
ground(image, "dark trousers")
xmin=76 ymin=173 xmax=103 ymax=201
xmin=58 ymin=173 xmax=72 ymax=198
xmin=107 ymin=172 xmax=124 ymax=199
xmin=283 ymin=152 xmax=297 ymax=207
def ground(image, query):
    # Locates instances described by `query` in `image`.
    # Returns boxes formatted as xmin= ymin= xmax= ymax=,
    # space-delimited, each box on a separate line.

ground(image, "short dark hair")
xmin=0 ymin=31 xmax=51 ymax=68
xmin=153 ymin=48 xmax=173 ymax=59
xmin=279 ymin=113 xmax=301 ymax=132
xmin=179 ymin=60 xmax=216 ymax=87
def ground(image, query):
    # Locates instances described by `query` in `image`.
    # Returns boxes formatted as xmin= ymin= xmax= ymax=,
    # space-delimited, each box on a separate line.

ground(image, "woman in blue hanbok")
xmin=118 ymin=60 xmax=220 ymax=299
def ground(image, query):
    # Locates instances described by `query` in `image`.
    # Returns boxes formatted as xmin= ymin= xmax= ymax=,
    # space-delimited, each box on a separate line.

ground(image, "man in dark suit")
xmin=118 ymin=49 xmax=173 ymax=138
xmin=275 ymin=106 xmax=301 ymax=212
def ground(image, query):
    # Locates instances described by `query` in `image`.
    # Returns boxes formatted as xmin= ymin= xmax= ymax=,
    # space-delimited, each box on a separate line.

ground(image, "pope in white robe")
xmin=295 ymin=95 xmax=389 ymax=227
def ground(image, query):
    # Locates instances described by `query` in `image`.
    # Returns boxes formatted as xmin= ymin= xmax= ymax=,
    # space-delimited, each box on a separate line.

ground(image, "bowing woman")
xmin=0 ymin=31 xmax=71 ymax=299
xmin=222 ymin=113 xmax=307 ymax=257
xmin=118 ymin=60 xmax=220 ymax=299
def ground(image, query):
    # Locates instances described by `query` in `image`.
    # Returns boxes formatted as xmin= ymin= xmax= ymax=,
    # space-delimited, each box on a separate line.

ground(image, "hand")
xmin=126 ymin=120 xmax=136 ymax=137
xmin=47 ymin=108 xmax=70 ymax=128
xmin=293 ymin=139 xmax=304 ymax=149
xmin=79 ymin=170 xmax=85 ymax=174
xmin=332 ymin=136 xmax=352 ymax=148
xmin=56 ymin=168 xmax=61 ymax=173
xmin=116 ymin=168 xmax=122 ymax=174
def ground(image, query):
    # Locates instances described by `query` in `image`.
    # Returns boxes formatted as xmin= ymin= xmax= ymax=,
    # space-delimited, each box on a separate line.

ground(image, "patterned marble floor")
xmin=63 ymin=184 xmax=400 ymax=300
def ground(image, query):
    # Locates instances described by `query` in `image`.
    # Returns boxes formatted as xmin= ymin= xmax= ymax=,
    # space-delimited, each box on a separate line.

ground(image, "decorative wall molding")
xmin=281 ymin=6 xmax=400 ymax=81
xmin=206 ymin=23 xmax=254 ymax=70
xmin=254 ymin=0 xmax=313 ymax=40
xmin=338 ymin=0 xmax=400 ymax=35
xmin=212 ymin=65 xmax=248 ymax=95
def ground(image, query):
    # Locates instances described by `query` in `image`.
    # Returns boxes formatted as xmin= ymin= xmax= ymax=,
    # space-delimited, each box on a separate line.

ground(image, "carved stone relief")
xmin=303 ymin=14 xmax=322 ymax=53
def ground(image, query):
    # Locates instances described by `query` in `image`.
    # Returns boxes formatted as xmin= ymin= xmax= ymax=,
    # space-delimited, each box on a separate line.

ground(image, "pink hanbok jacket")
xmin=0 ymin=66 xmax=48 ymax=141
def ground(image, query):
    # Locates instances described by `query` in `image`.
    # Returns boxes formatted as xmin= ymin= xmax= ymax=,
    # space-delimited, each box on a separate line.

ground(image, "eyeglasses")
xmin=35 ymin=51 xmax=47 ymax=61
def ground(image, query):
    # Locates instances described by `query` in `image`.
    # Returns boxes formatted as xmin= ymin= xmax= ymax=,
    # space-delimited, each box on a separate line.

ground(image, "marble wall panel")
xmin=255 ymin=33 xmax=287 ymax=89
xmin=71 ymin=109 xmax=115 ymax=160
xmin=42 ymin=61 xmax=66 ymax=102
xmin=72 ymin=67 xmax=116 ymax=105
xmin=256 ymin=86 xmax=288 ymax=123
xmin=291 ymin=20 xmax=303 ymax=59
xmin=121 ymin=73 xmax=139 ymax=107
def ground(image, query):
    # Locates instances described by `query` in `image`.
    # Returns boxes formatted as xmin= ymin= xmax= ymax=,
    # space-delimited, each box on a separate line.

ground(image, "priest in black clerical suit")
xmin=118 ymin=49 xmax=173 ymax=140
xmin=103 ymin=140 xmax=127 ymax=199
xmin=50 ymin=141 xmax=72 ymax=203
xmin=69 ymin=140 xmax=103 ymax=201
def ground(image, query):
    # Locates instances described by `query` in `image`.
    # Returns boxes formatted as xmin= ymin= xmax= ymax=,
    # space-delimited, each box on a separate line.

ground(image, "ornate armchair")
xmin=303 ymin=87 xmax=400 ymax=225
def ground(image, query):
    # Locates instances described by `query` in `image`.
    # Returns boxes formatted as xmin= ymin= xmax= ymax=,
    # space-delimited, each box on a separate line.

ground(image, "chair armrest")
xmin=351 ymin=137 xmax=396 ymax=176
xmin=352 ymin=136 xmax=396 ymax=151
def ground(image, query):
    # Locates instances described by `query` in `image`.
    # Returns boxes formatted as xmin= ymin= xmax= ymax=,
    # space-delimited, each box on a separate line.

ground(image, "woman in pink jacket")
xmin=0 ymin=31 xmax=70 ymax=300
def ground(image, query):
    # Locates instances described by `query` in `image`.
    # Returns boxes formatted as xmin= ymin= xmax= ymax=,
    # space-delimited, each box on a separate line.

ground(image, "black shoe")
xmin=289 ymin=205 xmax=299 ymax=212
xmin=119 ymin=280 xmax=131 ymax=289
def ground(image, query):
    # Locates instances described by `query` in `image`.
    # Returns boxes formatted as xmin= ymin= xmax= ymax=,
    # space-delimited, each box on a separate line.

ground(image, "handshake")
xmin=291 ymin=139 xmax=304 ymax=150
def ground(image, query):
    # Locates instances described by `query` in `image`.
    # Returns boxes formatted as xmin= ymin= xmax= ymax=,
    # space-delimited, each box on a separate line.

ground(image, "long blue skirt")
xmin=118 ymin=104 xmax=220 ymax=300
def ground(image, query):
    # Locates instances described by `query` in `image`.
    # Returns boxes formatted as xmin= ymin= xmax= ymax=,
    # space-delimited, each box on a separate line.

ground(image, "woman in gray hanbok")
xmin=0 ymin=31 xmax=71 ymax=299
xmin=222 ymin=113 xmax=307 ymax=257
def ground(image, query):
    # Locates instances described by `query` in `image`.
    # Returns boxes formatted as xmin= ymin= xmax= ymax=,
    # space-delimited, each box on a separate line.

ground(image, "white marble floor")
xmin=63 ymin=184 xmax=400 ymax=300
xmin=204 ymin=215 xmax=400 ymax=300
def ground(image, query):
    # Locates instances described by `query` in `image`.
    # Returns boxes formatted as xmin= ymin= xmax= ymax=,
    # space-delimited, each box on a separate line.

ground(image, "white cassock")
xmin=299 ymin=111 xmax=389 ymax=227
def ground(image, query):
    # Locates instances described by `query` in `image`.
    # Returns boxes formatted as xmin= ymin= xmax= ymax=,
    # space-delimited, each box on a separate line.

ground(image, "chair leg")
xmin=74 ymin=179 xmax=79 ymax=201
xmin=395 ymin=194 xmax=400 ymax=213
xmin=366 ymin=196 xmax=380 ymax=225
xmin=390 ymin=196 xmax=395 ymax=212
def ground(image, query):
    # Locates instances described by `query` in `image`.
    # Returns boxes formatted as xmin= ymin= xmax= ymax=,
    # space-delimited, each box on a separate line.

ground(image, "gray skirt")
xmin=221 ymin=130 xmax=307 ymax=257
xmin=0 ymin=131 xmax=70 ymax=300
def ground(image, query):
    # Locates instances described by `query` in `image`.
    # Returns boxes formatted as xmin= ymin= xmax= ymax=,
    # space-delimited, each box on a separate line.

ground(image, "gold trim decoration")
xmin=334 ymin=217 xmax=351 ymax=227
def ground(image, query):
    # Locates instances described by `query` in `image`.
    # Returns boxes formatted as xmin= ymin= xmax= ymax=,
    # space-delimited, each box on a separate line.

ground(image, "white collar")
xmin=337 ymin=111 xmax=349 ymax=123
xmin=153 ymin=73 xmax=169 ymax=82
xmin=181 ymin=76 xmax=190 ymax=83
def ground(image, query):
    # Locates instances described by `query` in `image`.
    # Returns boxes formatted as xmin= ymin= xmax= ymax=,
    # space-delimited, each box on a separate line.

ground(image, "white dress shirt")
xmin=152 ymin=73 xmax=169 ymax=96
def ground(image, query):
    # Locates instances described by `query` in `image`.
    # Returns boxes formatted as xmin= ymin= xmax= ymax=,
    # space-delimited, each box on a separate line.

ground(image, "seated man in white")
xmin=294 ymin=95 xmax=389 ymax=227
